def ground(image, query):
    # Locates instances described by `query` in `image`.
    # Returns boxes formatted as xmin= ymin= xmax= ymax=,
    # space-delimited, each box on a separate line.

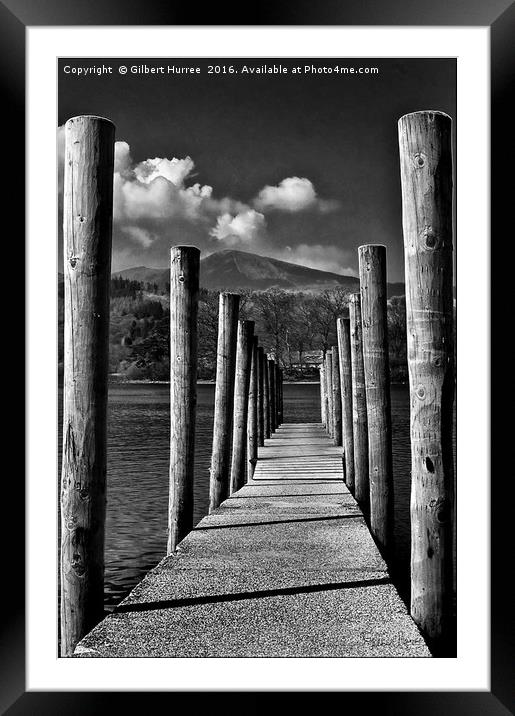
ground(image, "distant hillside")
xmin=111 ymin=266 xmax=167 ymax=287
xmin=114 ymin=249 xmax=405 ymax=297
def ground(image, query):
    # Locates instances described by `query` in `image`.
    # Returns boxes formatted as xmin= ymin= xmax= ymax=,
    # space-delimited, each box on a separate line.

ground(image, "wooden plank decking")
xmin=74 ymin=423 xmax=430 ymax=658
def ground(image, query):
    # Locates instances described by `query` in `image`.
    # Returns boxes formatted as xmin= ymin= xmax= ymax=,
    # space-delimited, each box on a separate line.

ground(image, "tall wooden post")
xmin=349 ymin=294 xmax=369 ymax=512
xmin=399 ymin=110 xmax=455 ymax=650
xmin=209 ymin=292 xmax=240 ymax=512
xmin=319 ymin=363 xmax=327 ymax=427
xmin=326 ymin=350 xmax=334 ymax=439
xmin=230 ymin=320 xmax=255 ymax=494
xmin=323 ymin=358 xmax=330 ymax=432
xmin=257 ymin=346 xmax=265 ymax=446
xmin=60 ymin=115 xmax=115 ymax=656
xmin=263 ymin=356 xmax=270 ymax=439
xmin=268 ymin=358 xmax=276 ymax=433
xmin=275 ymin=364 xmax=282 ymax=427
xmin=281 ymin=368 xmax=284 ymax=423
xmin=247 ymin=336 xmax=259 ymax=480
xmin=337 ymin=317 xmax=354 ymax=492
xmin=331 ymin=345 xmax=342 ymax=447
xmin=359 ymin=244 xmax=393 ymax=557
xmin=280 ymin=368 xmax=284 ymax=423
xmin=168 ymin=246 xmax=200 ymax=554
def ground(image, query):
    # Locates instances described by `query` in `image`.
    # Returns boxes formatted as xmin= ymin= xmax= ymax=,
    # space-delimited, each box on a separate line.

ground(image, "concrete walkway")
xmin=74 ymin=423 xmax=430 ymax=657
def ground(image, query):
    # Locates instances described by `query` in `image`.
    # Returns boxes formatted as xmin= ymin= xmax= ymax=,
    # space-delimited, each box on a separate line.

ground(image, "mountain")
xmin=113 ymin=249 xmax=405 ymax=297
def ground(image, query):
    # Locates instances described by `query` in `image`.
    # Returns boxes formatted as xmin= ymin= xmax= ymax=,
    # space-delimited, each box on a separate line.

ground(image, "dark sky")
xmin=58 ymin=58 xmax=456 ymax=282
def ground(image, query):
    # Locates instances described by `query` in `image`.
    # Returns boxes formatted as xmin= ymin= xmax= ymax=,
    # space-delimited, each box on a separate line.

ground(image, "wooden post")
xmin=326 ymin=350 xmax=334 ymax=439
xmin=337 ymin=318 xmax=354 ymax=492
xmin=60 ymin=115 xmax=115 ymax=656
xmin=247 ymin=336 xmax=259 ymax=480
xmin=275 ymin=363 xmax=281 ymax=427
xmin=319 ymin=363 xmax=327 ymax=427
xmin=257 ymin=346 xmax=265 ymax=446
xmin=230 ymin=320 xmax=255 ymax=494
xmin=359 ymin=244 xmax=393 ymax=557
xmin=323 ymin=358 xmax=330 ymax=432
xmin=263 ymin=356 xmax=270 ymax=439
xmin=399 ymin=110 xmax=455 ymax=650
xmin=268 ymin=358 xmax=276 ymax=433
xmin=279 ymin=367 xmax=284 ymax=424
xmin=331 ymin=345 xmax=343 ymax=447
xmin=209 ymin=292 xmax=240 ymax=512
xmin=349 ymin=294 xmax=369 ymax=512
xmin=168 ymin=246 xmax=200 ymax=554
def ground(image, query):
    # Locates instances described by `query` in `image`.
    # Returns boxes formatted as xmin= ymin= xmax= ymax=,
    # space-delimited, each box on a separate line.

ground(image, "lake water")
xmin=58 ymin=382 xmax=455 ymax=613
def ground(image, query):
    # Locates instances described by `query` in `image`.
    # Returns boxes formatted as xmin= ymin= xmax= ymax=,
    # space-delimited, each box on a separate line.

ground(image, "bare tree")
xmin=253 ymin=289 xmax=294 ymax=365
xmin=313 ymin=287 xmax=350 ymax=352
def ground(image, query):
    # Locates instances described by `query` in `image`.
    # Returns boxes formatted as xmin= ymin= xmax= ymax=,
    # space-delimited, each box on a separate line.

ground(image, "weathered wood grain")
xmin=319 ymin=364 xmax=327 ymax=428
xmin=275 ymin=364 xmax=282 ymax=426
xmin=398 ymin=110 xmax=455 ymax=650
xmin=263 ymin=355 xmax=270 ymax=439
xmin=230 ymin=320 xmax=255 ymax=493
xmin=268 ymin=358 xmax=276 ymax=433
xmin=60 ymin=115 xmax=115 ymax=656
xmin=257 ymin=346 xmax=265 ymax=446
xmin=331 ymin=345 xmax=342 ymax=447
xmin=168 ymin=246 xmax=200 ymax=554
xmin=209 ymin=293 xmax=240 ymax=512
xmin=349 ymin=293 xmax=369 ymax=512
xmin=326 ymin=350 xmax=334 ymax=439
xmin=337 ymin=317 xmax=355 ymax=491
xmin=359 ymin=244 xmax=393 ymax=557
xmin=247 ymin=336 xmax=259 ymax=480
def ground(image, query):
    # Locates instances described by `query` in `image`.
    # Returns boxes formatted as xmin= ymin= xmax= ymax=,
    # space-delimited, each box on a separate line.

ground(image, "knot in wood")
xmin=412 ymin=152 xmax=427 ymax=168
xmin=421 ymin=226 xmax=438 ymax=249
xmin=71 ymin=553 xmax=85 ymax=576
xmin=435 ymin=499 xmax=450 ymax=524
xmin=415 ymin=384 xmax=426 ymax=400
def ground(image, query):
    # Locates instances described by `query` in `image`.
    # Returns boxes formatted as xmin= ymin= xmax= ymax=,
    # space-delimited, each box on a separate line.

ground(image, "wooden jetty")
xmin=61 ymin=110 xmax=455 ymax=658
xmin=74 ymin=423 xmax=429 ymax=658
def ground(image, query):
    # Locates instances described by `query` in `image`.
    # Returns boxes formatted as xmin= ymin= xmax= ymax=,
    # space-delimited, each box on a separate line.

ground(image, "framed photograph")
xmin=7 ymin=0 xmax=510 ymax=711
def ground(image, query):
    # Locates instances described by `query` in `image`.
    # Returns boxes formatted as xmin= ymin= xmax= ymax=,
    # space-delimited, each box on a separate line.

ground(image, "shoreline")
xmin=108 ymin=378 xmax=408 ymax=387
xmin=109 ymin=379 xmax=321 ymax=385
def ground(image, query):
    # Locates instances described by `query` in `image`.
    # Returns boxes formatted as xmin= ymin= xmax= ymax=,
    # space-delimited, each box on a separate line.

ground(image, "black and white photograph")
xmin=57 ymin=56 xmax=458 ymax=660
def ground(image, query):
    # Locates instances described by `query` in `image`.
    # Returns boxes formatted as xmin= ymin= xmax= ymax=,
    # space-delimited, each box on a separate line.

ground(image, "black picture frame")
xmin=6 ymin=0 xmax=512 ymax=712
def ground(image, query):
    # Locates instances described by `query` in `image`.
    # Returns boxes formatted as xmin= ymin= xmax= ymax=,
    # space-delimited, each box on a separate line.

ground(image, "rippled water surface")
xmin=58 ymin=382 xmax=454 ymax=611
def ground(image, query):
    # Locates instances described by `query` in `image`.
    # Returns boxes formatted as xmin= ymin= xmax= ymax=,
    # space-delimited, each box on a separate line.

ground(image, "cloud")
xmin=114 ymin=141 xmax=132 ymax=174
xmin=133 ymin=156 xmax=195 ymax=186
xmin=210 ymin=210 xmax=266 ymax=245
xmin=57 ymin=129 xmax=346 ymax=271
xmin=114 ymin=149 xmax=215 ymax=224
xmin=273 ymin=243 xmax=358 ymax=276
xmin=123 ymin=226 xmax=155 ymax=248
xmin=254 ymin=177 xmax=340 ymax=214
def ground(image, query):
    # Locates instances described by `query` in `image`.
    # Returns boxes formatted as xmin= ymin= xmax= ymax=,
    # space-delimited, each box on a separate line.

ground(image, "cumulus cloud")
xmin=210 ymin=210 xmax=266 ymax=245
xmin=133 ymin=156 xmax=195 ymax=186
xmin=57 ymin=128 xmax=346 ymax=270
xmin=254 ymin=177 xmax=340 ymax=214
xmin=113 ymin=148 xmax=216 ymax=225
xmin=114 ymin=141 xmax=132 ymax=174
xmin=254 ymin=177 xmax=316 ymax=212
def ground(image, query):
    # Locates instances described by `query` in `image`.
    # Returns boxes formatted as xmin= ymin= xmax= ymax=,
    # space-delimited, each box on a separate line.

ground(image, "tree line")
xmin=112 ymin=286 xmax=407 ymax=382
xmin=58 ymin=278 xmax=408 ymax=382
